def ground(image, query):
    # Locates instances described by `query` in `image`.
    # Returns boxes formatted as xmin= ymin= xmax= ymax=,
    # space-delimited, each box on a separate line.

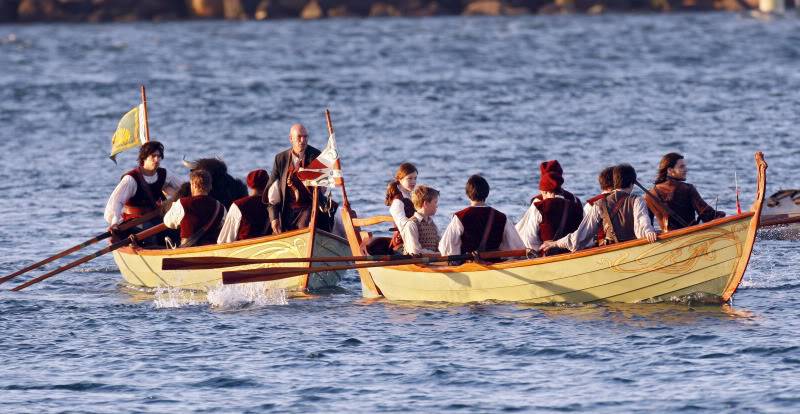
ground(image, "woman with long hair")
xmin=646 ymin=152 xmax=724 ymax=231
xmin=384 ymin=162 xmax=418 ymax=252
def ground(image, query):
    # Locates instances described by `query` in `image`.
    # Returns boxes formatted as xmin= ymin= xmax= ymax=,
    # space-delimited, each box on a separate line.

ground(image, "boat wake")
xmin=206 ymin=283 xmax=288 ymax=310
xmin=151 ymin=284 xmax=288 ymax=310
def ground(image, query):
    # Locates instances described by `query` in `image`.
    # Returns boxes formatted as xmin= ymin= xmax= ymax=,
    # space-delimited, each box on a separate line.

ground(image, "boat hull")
xmin=368 ymin=215 xmax=754 ymax=304
xmin=113 ymin=229 xmax=350 ymax=293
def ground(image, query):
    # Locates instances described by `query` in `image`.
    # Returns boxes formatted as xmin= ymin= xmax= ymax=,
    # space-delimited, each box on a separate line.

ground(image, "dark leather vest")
xmin=233 ymin=195 xmax=269 ymax=241
xmin=179 ymin=195 xmax=224 ymax=246
xmin=454 ymin=206 xmax=507 ymax=254
xmin=122 ymin=167 xmax=166 ymax=220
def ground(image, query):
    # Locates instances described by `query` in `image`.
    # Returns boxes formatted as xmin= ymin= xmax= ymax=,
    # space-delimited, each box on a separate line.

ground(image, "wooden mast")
xmin=140 ymin=85 xmax=150 ymax=143
xmin=325 ymin=109 xmax=382 ymax=298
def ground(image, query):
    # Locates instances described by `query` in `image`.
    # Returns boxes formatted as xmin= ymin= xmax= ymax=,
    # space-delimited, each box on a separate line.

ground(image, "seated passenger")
xmin=399 ymin=185 xmax=441 ymax=255
xmin=439 ymin=175 xmax=525 ymax=257
xmin=541 ymin=164 xmax=657 ymax=252
xmin=386 ymin=162 xmax=418 ymax=253
xmin=645 ymin=152 xmax=725 ymax=231
xmin=580 ymin=166 xmax=614 ymax=249
xmin=217 ymin=169 xmax=270 ymax=244
xmin=164 ymin=170 xmax=226 ymax=247
xmin=515 ymin=160 xmax=583 ymax=255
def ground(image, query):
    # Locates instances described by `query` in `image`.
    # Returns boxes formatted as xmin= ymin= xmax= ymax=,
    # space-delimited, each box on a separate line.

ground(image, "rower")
xmin=262 ymin=123 xmax=321 ymax=234
xmin=645 ymin=152 xmax=725 ymax=231
xmin=104 ymin=141 xmax=181 ymax=244
xmin=515 ymin=160 xmax=583 ymax=255
xmin=163 ymin=170 xmax=226 ymax=247
xmin=580 ymin=166 xmax=614 ymax=249
xmin=217 ymin=169 xmax=270 ymax=244
xmin=541 ymin=164 xmax=658 ymax=252
xmin=399 ymin=185 xmax=441 ymax=255
xmin=439 ymin=175 xmax=525 ymax=259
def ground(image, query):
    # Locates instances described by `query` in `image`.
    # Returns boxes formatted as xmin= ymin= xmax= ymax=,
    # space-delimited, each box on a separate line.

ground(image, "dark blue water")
xmin=1 ymin=13 xmax=799 ymax=412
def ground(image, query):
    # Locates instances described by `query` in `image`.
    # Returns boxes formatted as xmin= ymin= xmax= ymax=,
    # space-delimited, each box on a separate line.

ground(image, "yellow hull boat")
xmin=113 ymin=228 xmax=350 ymax=293
xmin=341 ymin=152 xmax=767 ymax=304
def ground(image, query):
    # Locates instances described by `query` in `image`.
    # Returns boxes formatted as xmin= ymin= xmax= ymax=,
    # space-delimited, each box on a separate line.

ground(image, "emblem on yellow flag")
xmin=110 ymin=104 xmax=146 ymax=163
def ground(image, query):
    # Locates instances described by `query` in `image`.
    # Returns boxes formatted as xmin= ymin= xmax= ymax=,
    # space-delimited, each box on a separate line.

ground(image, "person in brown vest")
xmin=262 ymin=123 xmax=321 ymax=234
xmin=645 ymin=152 xmax=725 ymax=231
xmin=580 ymin=166 xmax=614 ymax=249
xmin=399 ymin=185 xmax=441 ymax=255
xmin=163 ymin=170 xmax=226 ymax=247
xmin=439 ymin=175 xmax=525 ymax=256
xmin=217 ymin=169 xmax=271 ymax=244
xmin=104 ymin=141 xmax=181 ymax=244
xmin=515 ymin=160 xmax=583 ymax=255
xmin=541 ymin=164 xmax=658 ymax=252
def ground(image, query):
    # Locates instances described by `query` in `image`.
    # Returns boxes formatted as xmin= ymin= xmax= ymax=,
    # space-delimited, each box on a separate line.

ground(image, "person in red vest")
xmin=515 ymin=160 xmax=583 ymax=256
xmin=217 ymin=169 xmax=271 ymax=244
xmin=439 ymin=174 xmax=525 ymax=257
xmin=645 ymin=152 xmax=725 ymax=231
xmin=163 ymin=170 xmax=226 ymax=247
xmin=541 ymin=164 xmax=657 ymax=252
xmin=104 ymin=141 xmax=181 ymax=242
xmin=262 ymin=124 xmax=321 ymax=234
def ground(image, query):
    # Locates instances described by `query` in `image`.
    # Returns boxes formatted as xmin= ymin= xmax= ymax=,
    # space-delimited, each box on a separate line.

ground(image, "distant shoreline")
xmin=0 ymin=0 xmax=779 ymax=24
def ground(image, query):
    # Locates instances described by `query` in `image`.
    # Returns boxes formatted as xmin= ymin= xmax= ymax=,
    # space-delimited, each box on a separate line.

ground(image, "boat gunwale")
xmin=116 ymin=228 xmax=347 ymax=257
xmin=381 ymin=212 xmax=754 ymax=273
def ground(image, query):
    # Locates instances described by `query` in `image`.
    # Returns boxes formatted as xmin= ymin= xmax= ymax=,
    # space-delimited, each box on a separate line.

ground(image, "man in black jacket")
xmin=262 ymin=123 xmax=322 ymax=234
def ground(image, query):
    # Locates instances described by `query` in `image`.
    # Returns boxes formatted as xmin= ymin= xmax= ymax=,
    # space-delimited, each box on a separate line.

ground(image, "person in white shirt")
xmin=104 ymin=141 xmax=181 ymax=244
xmin=399 ymin=185 xmax=440 ymax=255
xmin=385 ymin=162 xmax=418 ymax=253
xmin=164 ymin=170 xmax=226 ymax=247
xmin=541 ymin=164 xmax=658 ymax=253
xmin=217 ymin=169 xmax=270 ymax=244
xmin=439 ymin=175 xmax=525 ymax=258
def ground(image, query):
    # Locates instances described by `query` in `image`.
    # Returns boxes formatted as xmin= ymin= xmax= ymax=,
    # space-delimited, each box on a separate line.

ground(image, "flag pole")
xmin=140 ymin=85 xmax=150 ymax=143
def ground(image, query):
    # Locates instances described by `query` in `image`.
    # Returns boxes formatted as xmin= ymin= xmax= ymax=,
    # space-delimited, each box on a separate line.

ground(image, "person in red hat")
xmin=541 ymin=164 xmax=658 ymax=252
xmin=515 ymin=160 xmax=583 ymax=255
xmin=217 ymin=169 xmax=271 ymax=244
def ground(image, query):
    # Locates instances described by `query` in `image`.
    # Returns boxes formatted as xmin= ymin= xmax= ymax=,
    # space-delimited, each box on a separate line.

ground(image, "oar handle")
xmin=634 ymin=179 xmax=690 ymax=228
xmin=11 ymin=224 xmax=168 ymax=292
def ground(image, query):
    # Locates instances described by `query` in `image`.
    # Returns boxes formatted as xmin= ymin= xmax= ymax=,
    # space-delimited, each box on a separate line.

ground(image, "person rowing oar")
xmin=644 ymin=152 xmax=725 ymax=231
xmin=104 ymin=141 xmax=181 ymax=246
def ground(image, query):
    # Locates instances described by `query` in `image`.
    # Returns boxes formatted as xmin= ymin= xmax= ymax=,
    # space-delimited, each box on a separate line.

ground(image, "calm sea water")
xmin=1 ymin=13 xmax=800 ymax=413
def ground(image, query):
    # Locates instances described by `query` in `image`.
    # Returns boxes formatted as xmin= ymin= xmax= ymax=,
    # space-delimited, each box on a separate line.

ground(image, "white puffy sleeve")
xmin=104 ymin=175 xmax=137 ymax=225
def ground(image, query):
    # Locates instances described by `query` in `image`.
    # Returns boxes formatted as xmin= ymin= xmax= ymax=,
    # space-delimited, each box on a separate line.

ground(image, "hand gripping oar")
xmin=633 ymin=179 xmax=690 ymax=228
xmin=10 ymin=224 xmax=168 ymax=292
xmin=163 ymin=254 xmax=434 ymax=271
xmin=221 ymin=249 xmax=530 ymax=285
xmin=0 ymin=210 xmax=162 ymax=286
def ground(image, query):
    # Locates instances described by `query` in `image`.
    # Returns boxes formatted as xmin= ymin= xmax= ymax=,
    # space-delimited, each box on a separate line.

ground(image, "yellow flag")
xmin=110 ymin=104 xmax=146 ymax=163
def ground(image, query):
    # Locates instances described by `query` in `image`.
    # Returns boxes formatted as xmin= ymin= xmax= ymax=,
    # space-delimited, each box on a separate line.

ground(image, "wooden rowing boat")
xmin=113 ymin=186 xmax=348 ymax=293
xmin=113 ymin=227 xmax=350 ymax=292
xmin=340 ymin=152 xmax=767 ymax=304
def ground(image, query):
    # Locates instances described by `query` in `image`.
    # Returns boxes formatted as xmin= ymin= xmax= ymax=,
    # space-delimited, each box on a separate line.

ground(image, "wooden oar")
xmin=633 ymin=179 xmax=691 ymax=228
xmin=222 ymin=249 xmax=530 ymax=285
xmin=10 ymin=224 xmax=168 ymax=292
xmin=162 ymin=253 xmax=442 ymax=270
xmin=0 ymin=210 xmax=162 ymax=286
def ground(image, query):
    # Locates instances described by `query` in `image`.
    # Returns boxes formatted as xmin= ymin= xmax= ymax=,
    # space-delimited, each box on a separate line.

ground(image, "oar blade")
xmin=222 ymin=267 xmax=310 ymax=285
xmin=161 ymin=256 xmax=255 ymax=270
